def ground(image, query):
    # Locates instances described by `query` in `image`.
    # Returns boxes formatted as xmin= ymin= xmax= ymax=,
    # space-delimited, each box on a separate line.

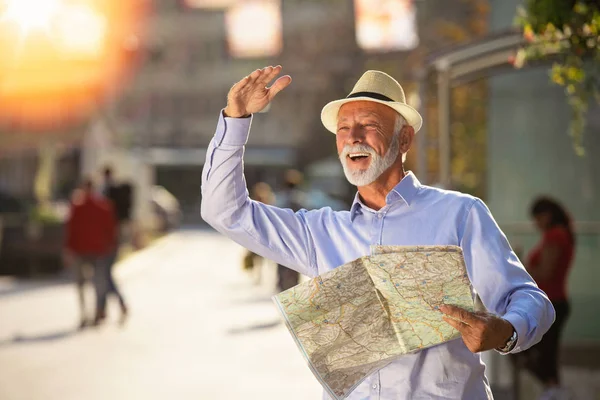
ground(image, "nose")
xmin=347 ymin=125 xmax=364 ymax=145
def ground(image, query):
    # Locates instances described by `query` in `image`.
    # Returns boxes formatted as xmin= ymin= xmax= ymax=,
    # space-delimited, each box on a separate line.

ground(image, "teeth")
xmin=349 ymin=153 xmax=370 ymax=158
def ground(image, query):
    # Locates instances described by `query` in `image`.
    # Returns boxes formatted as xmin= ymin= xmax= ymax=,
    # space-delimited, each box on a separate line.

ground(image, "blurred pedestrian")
xmin=63 ymin=178 xmax=118 ymax=327
xmin=517 ymin=196 xmax=576 ymax=400
xmin=274 ymin=169 xmax=305 ymax=291
xmin=242 ymin=182 xmax=275 ymax=284
xmin=101 ymin=166 xmax=130 ymax=322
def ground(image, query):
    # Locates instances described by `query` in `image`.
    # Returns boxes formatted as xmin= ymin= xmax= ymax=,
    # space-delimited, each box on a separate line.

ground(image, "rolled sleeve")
xmin=203 ymin=111 xmax=251 ymax=182
xmin=217 ymin=111 xmax=252 ymax=147
xmin=460 ymin=198 xmax=555 ymax=353
xmin=501 ymin=311 xmax=530 ymax=354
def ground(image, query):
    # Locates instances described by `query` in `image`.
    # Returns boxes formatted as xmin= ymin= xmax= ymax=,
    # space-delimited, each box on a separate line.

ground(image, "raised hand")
xmin=440 ymin=305 xmax=515 ymax=353
xmin=224 ymin=65 xmax=292 ymax=118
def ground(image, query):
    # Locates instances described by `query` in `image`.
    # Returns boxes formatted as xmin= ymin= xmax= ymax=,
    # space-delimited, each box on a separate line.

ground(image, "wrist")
xmin=223 ymin=107 xmax=249 ymax=119
xmin=497 ymin=319 xmax=517 ymax=353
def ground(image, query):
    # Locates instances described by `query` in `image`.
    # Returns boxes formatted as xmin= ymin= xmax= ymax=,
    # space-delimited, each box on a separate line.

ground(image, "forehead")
xmin=337 ymin=101 xmax=395 ymax=122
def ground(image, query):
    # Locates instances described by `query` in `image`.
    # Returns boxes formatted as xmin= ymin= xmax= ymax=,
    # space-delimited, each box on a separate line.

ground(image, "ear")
xmin=399 ymin=125 xmax=415 ymax=154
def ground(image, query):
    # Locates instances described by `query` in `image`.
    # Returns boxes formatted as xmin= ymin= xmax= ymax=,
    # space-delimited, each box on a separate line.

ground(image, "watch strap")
xmin=497 ymin=329 xmax=518 ymax=353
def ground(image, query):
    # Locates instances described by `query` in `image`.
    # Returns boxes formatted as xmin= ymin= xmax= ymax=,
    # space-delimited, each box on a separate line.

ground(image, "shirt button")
xmin=372 ymin=384 xmax=378 ymax=390
xmin=377 ymin=213 xmax=383 ymax=219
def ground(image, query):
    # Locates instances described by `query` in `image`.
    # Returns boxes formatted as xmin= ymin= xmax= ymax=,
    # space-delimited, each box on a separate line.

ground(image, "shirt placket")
xmin=370 ymin=372 xmax=381 ymax=399
xmin=374 ymin=207 xmax=388 ymax=245
xmin=367 ymin=208 xmax=387 ymax=399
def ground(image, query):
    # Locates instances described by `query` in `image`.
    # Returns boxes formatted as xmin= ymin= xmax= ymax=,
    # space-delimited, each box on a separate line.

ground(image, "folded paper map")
xmin=272 ymin=245 xmax=474 ymax=400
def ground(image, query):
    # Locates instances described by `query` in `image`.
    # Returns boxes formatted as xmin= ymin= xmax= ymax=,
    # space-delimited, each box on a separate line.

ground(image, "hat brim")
xmin=320 ymin=97 xmax=423 ymax=134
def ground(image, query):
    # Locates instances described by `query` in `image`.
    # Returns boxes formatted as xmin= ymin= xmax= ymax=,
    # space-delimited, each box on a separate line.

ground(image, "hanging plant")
xmin=513 ymin=0 xmax=600 ymax=155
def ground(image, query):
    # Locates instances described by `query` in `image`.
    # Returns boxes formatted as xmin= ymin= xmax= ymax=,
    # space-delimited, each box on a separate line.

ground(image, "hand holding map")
xmin=440 ymin=304 xmax=515 ymax=353
xmin=273 ymin=245 xmax=475 ymax=400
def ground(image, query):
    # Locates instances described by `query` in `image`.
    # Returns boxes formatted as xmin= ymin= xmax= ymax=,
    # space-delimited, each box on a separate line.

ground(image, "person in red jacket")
xmin=64 ymin=178 xmax=117 ymax=327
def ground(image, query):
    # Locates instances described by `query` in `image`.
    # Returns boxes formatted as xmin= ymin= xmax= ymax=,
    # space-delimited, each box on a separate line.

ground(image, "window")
xmin=181 ymin=0 xmax=236 ymax=8
xmin=354 ymin=0 xmax=418 ymax=51
xmin=225 ymin=0 xmax=282 ymax=58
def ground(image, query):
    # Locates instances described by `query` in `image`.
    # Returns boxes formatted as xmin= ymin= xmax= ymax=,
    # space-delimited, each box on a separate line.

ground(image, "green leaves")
xmin=514 ymin=1 xmax=600 ymax=155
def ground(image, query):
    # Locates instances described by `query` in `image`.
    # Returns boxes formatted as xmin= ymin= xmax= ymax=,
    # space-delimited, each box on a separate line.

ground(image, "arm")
xmin=65 ymin=205 xmax=76 ymax=251
xmin=201 ymin=66 xmax=318 ymax=277
xmin=63 ymin=205 xmax=77 ymax=266
xmin=105 ymin=202 xmax=119 ymax=250
xmin=459 ymin=199 xmax=555 ymax=353
xmin=529 ymin=245 xmax=561 ymax=281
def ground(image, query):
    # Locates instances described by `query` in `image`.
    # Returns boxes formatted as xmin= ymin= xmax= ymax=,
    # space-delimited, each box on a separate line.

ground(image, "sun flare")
xmin=1 ymin=0 xmax=62 ymax=33
xmin=0 ymin=0 xmax=150 ymax=132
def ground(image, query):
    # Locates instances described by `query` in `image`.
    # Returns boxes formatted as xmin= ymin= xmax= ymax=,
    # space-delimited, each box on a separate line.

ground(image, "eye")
xmin=337 ymin=126 xmax=349 ymax=132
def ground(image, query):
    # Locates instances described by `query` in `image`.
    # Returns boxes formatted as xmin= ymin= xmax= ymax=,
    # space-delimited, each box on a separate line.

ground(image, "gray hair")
xmin=393 ymin=113 xmax=408 ymax=162
xmin=394 ymin=113 xmax=406 ymax=136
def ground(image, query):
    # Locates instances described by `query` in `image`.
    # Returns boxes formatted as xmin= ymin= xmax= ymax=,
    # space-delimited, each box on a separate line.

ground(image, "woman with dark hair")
xmin=521 ymin=196 xmax=576 ymax=399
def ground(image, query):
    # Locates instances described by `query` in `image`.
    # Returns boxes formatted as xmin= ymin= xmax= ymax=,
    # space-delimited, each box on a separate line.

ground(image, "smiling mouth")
xmin=347 ymin=152 xmax=371 ymax=162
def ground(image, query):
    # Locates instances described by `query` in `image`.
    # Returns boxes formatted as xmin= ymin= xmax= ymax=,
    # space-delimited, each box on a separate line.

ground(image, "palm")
xmin=226 ymin=66 xmax=291 ymax=117
xmin=235 ymin=86 xmax=270 ymax=115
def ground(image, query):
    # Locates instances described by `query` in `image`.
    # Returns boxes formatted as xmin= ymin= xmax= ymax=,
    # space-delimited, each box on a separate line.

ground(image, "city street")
xmin=0 ymin=229 xmax=322 ymax=400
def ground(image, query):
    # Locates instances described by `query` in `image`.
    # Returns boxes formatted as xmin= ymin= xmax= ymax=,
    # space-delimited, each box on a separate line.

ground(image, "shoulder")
xmin=417 ymin=184 xmax=479 ymax=211
xmin=417 ymin=186 xmax=495 ymax=238
xmin=68 ymin=202 xmax=82 ymax=217
xmin=544 ymin=226 xmax=571 ymax=244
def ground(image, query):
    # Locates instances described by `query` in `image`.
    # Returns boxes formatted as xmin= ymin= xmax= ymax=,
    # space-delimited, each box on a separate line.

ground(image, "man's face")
xmin=336 ymin=101 xmax=401 ymax=186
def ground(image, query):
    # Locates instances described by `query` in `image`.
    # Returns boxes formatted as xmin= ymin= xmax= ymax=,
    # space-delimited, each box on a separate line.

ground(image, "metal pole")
xmin=513 ymin=356 xmax=522 ymax=400
xmin=416 ymin=72 xmax=427 ymax=181
xmin=0 ymin=215 xmax=3 ymax=261
xmin=436 ymin=60 xmax=451 ymax=188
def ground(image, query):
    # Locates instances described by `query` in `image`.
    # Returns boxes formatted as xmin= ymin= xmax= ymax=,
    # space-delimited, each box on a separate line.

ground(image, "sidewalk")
xmin=0 ymin=230 xmax=322 ymax=400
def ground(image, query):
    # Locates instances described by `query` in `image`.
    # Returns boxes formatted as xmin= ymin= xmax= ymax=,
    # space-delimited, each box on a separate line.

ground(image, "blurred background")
xmin=0 ymin=0 xmax=598 ymax=399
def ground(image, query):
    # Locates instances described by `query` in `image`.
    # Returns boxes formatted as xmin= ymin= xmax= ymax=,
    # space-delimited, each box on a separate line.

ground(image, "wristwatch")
xmin=497 ymin=328 xmax=518 ymax=353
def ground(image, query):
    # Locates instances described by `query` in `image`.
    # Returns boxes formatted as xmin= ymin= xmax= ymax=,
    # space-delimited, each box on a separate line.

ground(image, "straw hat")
xmin=320 ymin=70 xmax=423 ymax=134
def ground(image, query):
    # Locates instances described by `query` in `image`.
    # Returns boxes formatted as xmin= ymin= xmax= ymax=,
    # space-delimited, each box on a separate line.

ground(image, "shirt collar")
xmin=349 ymin=171 xmax=421 ymax=221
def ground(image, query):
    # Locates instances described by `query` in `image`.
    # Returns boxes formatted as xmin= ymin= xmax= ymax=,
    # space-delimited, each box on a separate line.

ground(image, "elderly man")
xmin=201 ymin=66 xmax=554 ymax=399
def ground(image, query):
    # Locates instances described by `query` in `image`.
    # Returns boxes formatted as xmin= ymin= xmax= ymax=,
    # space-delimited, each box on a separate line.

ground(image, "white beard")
xmin=339 ymin=134 xmax=400 ymax=187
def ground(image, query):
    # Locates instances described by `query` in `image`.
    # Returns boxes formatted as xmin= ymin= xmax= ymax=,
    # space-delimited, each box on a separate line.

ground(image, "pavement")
xmin=0 ymin=229 xmax=322 ymax=400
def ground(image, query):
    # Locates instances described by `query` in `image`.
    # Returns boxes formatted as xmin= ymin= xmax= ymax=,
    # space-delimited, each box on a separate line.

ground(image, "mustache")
xmin=339 ymin=144 xmax=376 ymax=160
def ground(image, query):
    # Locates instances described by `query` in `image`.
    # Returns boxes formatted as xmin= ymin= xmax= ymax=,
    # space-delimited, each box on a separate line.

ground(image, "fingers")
xmin=249 ymin=68 xmax=264 ymax=84
xmin=268 ymin=75 xmax=292 ymax=100
xmin=257 ymin=65 xmax=281 ymax=86
xmin=440 ymin=305 xmax=472 ymax=334
xmin=247 ymin=65 xmax=285 ymax=87
xmin=439 ymin=305 xmax=476 ymax=326
xmin=230 ymin=66 xmax=272 ymax=96
xmin=229 ymin=75 xmax=250 ymax=95
xmin=442 ymin=315 xmax=470 ymax=333
xmin=229 ymin=66 xmax=290 ymax=110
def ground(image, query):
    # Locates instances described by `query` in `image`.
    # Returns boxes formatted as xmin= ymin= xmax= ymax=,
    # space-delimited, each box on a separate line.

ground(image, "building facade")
xmin=84 ymin=0 xmax=489 ymax=222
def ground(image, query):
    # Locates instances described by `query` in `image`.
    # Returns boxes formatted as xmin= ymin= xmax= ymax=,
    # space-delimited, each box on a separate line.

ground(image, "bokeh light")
xmin=225 ymin=0 xmax=282 ymax=58
xmin=1 ymin=0 xmax=61 ymax=33
xmin=0 ymin=0 xmax=150 ymax=131
xmin=354 ymin=0 xmax=419 ymax=51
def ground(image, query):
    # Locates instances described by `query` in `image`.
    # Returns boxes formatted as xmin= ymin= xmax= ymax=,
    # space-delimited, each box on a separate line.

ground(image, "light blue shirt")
xmin=201 ymin=112 xmax=555 ymax=400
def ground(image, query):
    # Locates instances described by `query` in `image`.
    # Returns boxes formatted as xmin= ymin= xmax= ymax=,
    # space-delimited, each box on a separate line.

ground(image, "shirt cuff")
xmin=215 ymin=109 xmax=252 ymax=147
xmin=497 ymin=311 xmax=527 ymax=354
